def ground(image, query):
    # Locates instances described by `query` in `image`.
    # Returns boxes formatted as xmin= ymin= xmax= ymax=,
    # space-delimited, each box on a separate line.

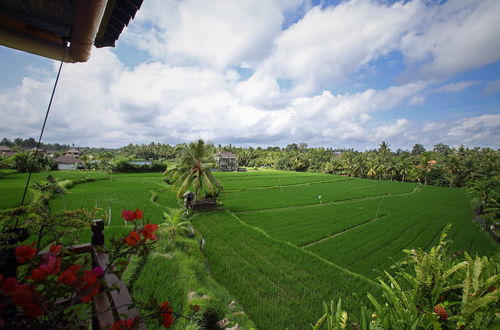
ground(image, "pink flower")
xmin=39 ymin=255 xmax=61 ymax=275
xmin=92 ymin=266 xmax=105 ymax=277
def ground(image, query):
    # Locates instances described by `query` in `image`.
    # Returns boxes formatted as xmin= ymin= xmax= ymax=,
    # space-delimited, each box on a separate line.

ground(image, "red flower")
xmin=10 ymin=283 xmax=44 ymax=318
xmin=124 ymin=231 xmax=141 ymax=247
xmin=69 ymin=264 xmax=82 ymax=274
xmin=111 ymin=318 xmax=136 ymax=330
xmin=122 ymin=209 xmax=143 ymax=221
xmin=49 ymin=244 xmax=63 ymax=255
xmin=133 ymin=208 xmax=143 ymax=220
xmin=121 ymin=210 xmax=135 ymax=221
xmin=434 ymin=304 xmax=449 ymax=320
xmin=79 ymin=271 xmax=100 ymax=302
xmin=160 ymin=301 xmax=174 ymax=328
xmin=57 ymin=269 xmax=77 ymax=285
xmin=142 ymin=224 xmax=159 ymax=241
xmin=15 ymin=244 xmax=37 ymax=264
xmin=0 ymin=277 xmax=18 ymax=295
xmin=29 ymin=268 xmax=47 ymax=282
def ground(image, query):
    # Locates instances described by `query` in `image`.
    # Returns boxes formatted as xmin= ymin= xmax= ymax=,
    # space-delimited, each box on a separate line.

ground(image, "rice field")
xmin=1 ymin=169 xmax=497 ymax=329
xmin=190 ymin=171 xmax=498 ymax=328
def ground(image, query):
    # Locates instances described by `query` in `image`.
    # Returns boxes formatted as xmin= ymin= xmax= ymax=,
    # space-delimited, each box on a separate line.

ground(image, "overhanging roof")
xmin=0 ymin=0 xmax=143 ymax=63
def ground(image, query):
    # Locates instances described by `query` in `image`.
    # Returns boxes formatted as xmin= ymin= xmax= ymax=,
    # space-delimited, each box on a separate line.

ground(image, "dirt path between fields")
xmin=300 ymin=214 xmax=389 ymax=248
xmin=235 ymin=185 xmax=421 ymax=214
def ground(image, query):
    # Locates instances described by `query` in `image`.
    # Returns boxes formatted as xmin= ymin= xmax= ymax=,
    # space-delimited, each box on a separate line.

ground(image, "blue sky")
xmin=0 ymin=0 xmax=499 ymax=150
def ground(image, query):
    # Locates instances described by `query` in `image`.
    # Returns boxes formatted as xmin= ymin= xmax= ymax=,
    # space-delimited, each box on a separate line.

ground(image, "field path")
xmin=224 ymin=177 xmax=353 ymax=192
xmin=226 ymin=210 xmax=379 ymax=287
xmin=235 ymin=184 xmax=421 ymax=214
xmin=299 ymin=214 xmax=389 ymax=248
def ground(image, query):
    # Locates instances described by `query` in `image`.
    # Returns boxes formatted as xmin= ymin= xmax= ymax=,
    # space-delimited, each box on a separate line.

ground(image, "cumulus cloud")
xmin=401 ymin=0 xmax=500 ymax=79
xmin=252 ymin=0 xmax=422 ymax=95
xmin=0 ymin=47 xmax=433 ymax=149
xmin=123 ymin=0 xmax=303 ymax=69
xmin=419 ymin=115 xmax=500 ymax=148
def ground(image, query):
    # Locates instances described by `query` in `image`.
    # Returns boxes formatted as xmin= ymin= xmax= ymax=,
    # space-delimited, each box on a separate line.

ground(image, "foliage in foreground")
xmin=122 ymin=212 xmax=256 ymax=330
xmin=314 ymin=225 xmax=499 ymax=329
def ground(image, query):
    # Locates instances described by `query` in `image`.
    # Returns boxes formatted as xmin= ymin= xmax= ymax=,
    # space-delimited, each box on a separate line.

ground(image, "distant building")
xmin=215 ymin=152 xmax=238 ymax=171
xmin=0 ymin=145 xmax=10 ymax=156
xmin=28 ymin=147 xmax=46 ymax=155
xmin=66 ymin=148 xmax=81 ymax=158
xmin=0 ymin=145 xmax=17 ymax=157
xmin=55 ymin=155 xmax=82 ymax=170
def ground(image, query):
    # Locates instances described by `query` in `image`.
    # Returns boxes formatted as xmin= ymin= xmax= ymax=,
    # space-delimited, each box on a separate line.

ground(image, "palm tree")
xmin=164 ymin=139 xmax=222 ymax=200
xmin=443 ymin=155 xmax=460 ymax=187
xmin=163 ymin=209 xmax=190 ymax=239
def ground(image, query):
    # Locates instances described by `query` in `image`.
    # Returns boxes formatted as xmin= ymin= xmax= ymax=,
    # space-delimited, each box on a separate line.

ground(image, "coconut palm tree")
xmin=164 ymin=139 xmax=222 ymax=200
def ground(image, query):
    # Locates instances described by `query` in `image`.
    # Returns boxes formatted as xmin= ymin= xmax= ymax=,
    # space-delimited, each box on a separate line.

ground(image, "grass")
xmin=304 ymin=185 xmax=498 ymax=278
xmin=215 ymin=171 xmax=347 ymax=191
xmin=237 ymin=197 xmax=387 ymax=246
xmin=191 ymin=172 xmax=498 ymax=327
xmin=122 ymin=225 xmax=256 ymax=330
xmin=221 ymin=178 xmax=416 ymax=211
xmin=0 ymin=171 xmax=109 ymax=209
xmin=192 ymin=210 xmax=379 ymax=329
xmin=1 ymin=169 xmax=497 ymax=328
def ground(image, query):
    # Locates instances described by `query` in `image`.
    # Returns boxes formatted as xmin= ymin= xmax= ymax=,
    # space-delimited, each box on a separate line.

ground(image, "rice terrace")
xmin=0 ymin=166 xmax=497 ymax=329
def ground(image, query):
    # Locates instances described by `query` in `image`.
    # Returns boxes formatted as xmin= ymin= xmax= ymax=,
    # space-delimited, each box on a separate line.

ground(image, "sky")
xmin=0 ymin=0 xmax=499 ymax=151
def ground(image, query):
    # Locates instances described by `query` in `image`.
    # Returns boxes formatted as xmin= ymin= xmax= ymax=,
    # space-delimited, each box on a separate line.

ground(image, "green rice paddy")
xmin=0 ymin=169 xmax=497 ymax=329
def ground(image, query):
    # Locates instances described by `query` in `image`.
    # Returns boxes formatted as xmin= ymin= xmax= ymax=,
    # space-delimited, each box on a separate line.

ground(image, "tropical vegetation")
xmin=163 ymin=139 xmax=222 ymax=201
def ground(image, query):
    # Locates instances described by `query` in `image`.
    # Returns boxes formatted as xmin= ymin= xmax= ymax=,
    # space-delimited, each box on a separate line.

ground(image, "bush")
xmin=313 ymin=225 xmax=499 ymax=329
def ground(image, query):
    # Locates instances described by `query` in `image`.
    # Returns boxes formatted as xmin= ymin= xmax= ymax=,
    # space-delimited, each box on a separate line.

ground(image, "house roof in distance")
xmin=217 ymin=151 xmax=237 ymax=158
xmin=55 ymin=155 xmax=81 ymax=164
xmin=0 ymin=145 xmax=10 ymax=152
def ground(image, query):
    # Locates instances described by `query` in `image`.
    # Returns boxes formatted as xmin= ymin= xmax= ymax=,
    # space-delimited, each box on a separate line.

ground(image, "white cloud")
xmin=254 ymin=0 xmax=422 ymax=94
xmin=435 ymin=81 xmax=480 ymax=93
xmin=419 ymin=115 xmax=500 ymax=148
xmin=401 ymin=0 xmax=500 ymax=79
xmin=484 ymin=80 xmax=500 ymax=94
xmin=124 ymin=0 xmax=303 ymax=69
xmin=408 ymin=95 xmax=425 ymax=105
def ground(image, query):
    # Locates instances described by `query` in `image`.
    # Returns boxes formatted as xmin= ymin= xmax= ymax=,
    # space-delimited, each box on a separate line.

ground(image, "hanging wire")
xmin=15 ymin=43 xmax=67 ymax=227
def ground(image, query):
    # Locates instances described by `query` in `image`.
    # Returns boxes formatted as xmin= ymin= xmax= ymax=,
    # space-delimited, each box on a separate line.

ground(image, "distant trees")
xmin=412 ymin=143 xmax=426 ymax=155
xmin=0 ymin=136 xmax=70 ymax=150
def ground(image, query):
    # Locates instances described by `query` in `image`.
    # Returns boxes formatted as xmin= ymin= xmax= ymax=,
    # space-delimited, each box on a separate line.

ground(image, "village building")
xmin=0 ymin=145 xmax=10 ymax=156
xmin=66 ymin=148 xmax=82 ymax=158
xmin=215 ymin=151 xmax=238 ymax=171
xmin=54 ymin=155 xmax=82 ymax=170
xmin=0 ymin=145 xmax=17 ymax=157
